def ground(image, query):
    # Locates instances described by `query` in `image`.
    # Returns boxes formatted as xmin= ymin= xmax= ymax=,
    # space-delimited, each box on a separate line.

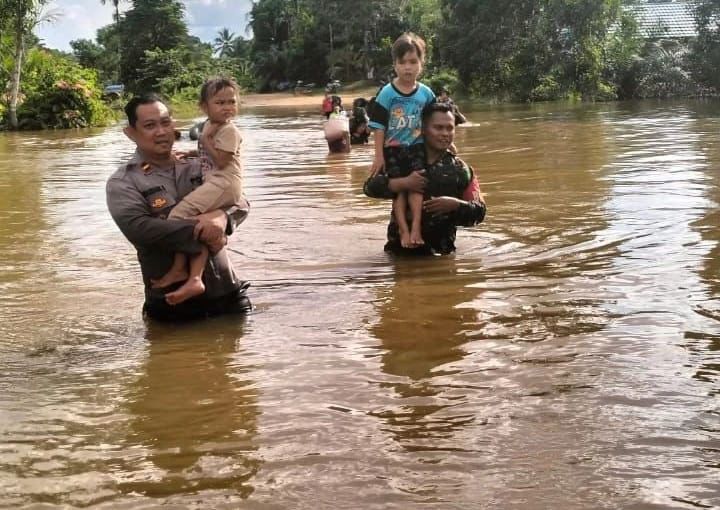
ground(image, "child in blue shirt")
xmin=369 ymin=33 xmax=436 ymax=248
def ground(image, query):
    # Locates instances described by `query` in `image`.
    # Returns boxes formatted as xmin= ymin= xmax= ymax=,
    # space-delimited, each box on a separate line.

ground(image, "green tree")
xmin=70 ymin=39 xmax=104 ymax=70
xmin=70 ymin=24 xmax=121 ymax=83
xmin=437 ymin=0 xmax=623 ymax=101
xmin=118 ymin=0 xmax=188 ymax=93
xmin=436 ymin=0 xmax=539 ymax=98
xmin=13 ymin=47 xmax=113 ymax=129
xmin=99 ymin=0 xmax=122 ymax=80
xmin=231 ymin=36 xmax=252 ymax=59
xmin=213 ymin=28 xmax=236 ymax=57
xmin=0 ymin=0 xmax=57 ymax=129
xmin=691 ymin=0 xmax=720 ymax=90
xmin=635 ymin=39 xmax=695 ymax=98
xmin=247 ymin=0 xmax=425 ymax=88
xmin=603 ymin=9 xmax=642 ymax=99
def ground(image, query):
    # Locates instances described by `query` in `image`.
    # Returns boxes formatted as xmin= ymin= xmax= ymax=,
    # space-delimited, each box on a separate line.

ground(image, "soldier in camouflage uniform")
xmin=106 ymin=94 xmax=251 ymax=321
xmin=364 ymin=102 xmax=486 ymax=255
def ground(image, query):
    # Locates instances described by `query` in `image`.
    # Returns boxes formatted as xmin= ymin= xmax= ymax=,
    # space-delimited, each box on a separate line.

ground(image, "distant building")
xmin=624 ymin=1 xmax=697 ymax=40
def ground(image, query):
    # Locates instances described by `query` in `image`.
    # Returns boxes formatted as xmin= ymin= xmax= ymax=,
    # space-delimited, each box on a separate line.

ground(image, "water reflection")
xmin=686 ymin=105 xmax=720 ymax=410
xmin=118 ymin=318 xmax=260 ymax=500
xmin=589 ymin=104 xmax=720 ymax=509
xmin=2 ymin=100 xmax=720 ymax=508
xmin=370 ymin=257 xmax=481 ymax=451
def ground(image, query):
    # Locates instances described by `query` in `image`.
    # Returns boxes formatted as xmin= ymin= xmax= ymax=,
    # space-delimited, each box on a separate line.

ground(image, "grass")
xmin=169 ymin=98 xmax=202 ymax=121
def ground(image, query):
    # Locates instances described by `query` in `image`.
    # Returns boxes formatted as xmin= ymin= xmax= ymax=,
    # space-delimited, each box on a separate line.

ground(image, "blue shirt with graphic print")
xmin=368 ymin=82 xmax=436 ymax=148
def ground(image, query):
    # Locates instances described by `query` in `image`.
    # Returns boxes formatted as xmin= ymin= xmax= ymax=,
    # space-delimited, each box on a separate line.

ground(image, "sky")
xmin=37 ymin=0 xmax=254 ymax=51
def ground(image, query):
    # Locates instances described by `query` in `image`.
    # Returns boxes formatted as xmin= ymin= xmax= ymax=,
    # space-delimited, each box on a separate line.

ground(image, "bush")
xmin=529 ymin=75 xmax=563 ymax=101
xmin=7 ymin=48 xmax=114 ymax=130
xmin=423 ymin=68 xmax=461 ymax=96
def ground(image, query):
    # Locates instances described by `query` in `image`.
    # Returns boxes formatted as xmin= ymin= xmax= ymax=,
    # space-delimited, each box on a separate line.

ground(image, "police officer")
xmin=106 ymin=94 xmax=251 ymax=321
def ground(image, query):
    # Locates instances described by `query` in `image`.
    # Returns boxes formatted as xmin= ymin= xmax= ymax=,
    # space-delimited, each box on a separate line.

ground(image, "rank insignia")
xmin=141 ymin=162 xmax=152 ymax=174
xmin=152 ymin=197 xmax=167 ymax=208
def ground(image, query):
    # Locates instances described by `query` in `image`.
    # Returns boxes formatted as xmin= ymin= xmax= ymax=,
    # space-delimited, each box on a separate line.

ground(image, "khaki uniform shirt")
xmin=106 ymin=151 xmax=248 ymax=305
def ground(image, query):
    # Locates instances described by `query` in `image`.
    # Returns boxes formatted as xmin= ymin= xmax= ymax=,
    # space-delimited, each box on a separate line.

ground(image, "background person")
xmin=437 ymin=85 xmax=467 ymax=126
xmin=364 ymin=102 xmax=486 ymax=255
xmin=349 ymin=97 xmax=371 ymax=145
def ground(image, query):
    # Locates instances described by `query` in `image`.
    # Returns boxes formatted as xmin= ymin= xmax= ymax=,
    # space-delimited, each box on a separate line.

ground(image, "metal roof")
xmin=625 ymin=2 xmax=697 ymax=39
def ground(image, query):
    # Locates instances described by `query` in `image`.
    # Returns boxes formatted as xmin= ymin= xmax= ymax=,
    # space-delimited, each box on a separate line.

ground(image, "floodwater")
xmin=0 ymin=99 xmax=719 ymax=509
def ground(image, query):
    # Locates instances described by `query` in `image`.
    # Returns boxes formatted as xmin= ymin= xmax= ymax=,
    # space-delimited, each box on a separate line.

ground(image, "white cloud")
xmin=35 ymin=0 xmax=252 ymax=51
xmin=37 ymin=1 xmax=117 ymax=49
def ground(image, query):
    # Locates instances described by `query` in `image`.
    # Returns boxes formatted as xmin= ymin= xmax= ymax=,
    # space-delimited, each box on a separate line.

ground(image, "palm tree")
xmin=100 ymin=0 xmax=120 ymax=21
xmin=213 ymin=28 xmax=236 ymax=57
xmin=100 ymin=0 xmax=121 ymax=80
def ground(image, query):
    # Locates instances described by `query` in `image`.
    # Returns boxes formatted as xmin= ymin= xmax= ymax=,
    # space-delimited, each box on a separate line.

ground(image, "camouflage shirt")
xmin=364 ymin=148 xmax=486 ymax=255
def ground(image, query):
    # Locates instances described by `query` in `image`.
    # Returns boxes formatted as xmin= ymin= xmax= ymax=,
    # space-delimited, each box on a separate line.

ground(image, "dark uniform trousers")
xmin=143 ymin=281 xmax=252 ymax=322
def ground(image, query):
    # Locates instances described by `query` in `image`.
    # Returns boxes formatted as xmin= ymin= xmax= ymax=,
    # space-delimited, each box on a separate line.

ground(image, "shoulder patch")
xmin=151 ymin=197 xmax=168 ymax=209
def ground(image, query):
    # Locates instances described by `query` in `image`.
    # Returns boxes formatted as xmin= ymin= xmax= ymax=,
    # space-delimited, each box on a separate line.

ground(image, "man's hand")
xmin=423 ymin=196 xmax=462 ymax=214
xmin=193 ymin=209 xmax=228 ymax=244
xmin=389 ymin=170 xmax=427 ymax=193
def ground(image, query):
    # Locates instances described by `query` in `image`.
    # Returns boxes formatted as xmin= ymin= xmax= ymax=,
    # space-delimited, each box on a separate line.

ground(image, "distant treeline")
xmin=4 ymin=0 xmax=720 ymax=130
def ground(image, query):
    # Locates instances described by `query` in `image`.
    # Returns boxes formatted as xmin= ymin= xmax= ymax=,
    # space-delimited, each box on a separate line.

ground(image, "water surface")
xmin=0 ymin=100 xmax=718 ymax=509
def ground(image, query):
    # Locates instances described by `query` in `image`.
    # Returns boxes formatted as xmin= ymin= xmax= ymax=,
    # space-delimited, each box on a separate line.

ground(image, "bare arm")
xmin=364 ymin=170 xmax=427 ymax=199
xmin=370 ymin=129 xmax=386 ymax=175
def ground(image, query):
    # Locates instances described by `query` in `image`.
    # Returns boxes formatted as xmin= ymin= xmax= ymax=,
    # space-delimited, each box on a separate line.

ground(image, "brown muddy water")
xmin=0 ymin=100 xmax=718 ymax=509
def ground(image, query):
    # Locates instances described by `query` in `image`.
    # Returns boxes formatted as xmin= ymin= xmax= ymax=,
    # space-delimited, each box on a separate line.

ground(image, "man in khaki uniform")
xmin=106 ymin=94 xmax=251 ymax=321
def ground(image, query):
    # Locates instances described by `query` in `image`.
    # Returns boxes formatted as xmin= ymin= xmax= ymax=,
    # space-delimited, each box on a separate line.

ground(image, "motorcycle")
xmin=293 ymin=80 xmax=316 ymax=95
xmin=325 ymin=79 xmax=342 ymax=93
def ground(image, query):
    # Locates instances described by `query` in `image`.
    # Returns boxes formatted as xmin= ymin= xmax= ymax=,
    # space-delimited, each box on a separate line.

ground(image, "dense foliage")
xmin=247 ymin=0 xmax=441 ymax=91
xmin=691 ymin=0 xmax=720 ymax=91
xmin=244 ymin=0 xmax=713 ymax=100
xmin=4 ymin=0 xmax=720 ymax=130
xmin=14 ymin=48 xmax=114 ymax=129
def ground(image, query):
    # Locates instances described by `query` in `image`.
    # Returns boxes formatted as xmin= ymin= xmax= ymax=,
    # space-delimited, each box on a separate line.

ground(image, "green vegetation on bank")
xmin=1 ymin=0 xmax=114 ymax=130
xmin=3 ymin=0 xmax=720 ymax=130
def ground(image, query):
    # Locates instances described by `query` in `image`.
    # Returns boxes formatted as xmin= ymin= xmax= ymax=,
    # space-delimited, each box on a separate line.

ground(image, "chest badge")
xmin=151 ymin=197 xmax=168 ymax=208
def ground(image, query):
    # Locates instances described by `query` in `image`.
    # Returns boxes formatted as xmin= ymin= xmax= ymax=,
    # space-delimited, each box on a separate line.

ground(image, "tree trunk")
xmin=8 ymin=13 xmax=25 ymax=130
xmin=114 ymin=2 xmax=121 ymax=82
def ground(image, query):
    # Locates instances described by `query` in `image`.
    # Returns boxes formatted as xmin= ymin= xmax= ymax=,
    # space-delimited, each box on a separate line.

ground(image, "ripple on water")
xmin=1 ymin=102 xmax=720 ymax=508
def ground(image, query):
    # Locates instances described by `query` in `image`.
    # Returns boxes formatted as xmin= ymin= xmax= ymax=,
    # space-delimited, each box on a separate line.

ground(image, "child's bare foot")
xmin=400 ymin=230 xmax=413 ymax=248
xmin=410 ymin=227 xmax=424 ymax=247
xmin=165 ymin=276 xmax=205 ymax=305
xmin=151 ymin=267 xmax=188 ymax=289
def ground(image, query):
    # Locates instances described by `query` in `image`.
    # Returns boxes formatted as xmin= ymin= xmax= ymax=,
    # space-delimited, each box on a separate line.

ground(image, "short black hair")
xmin=124 ymin=93 xmax=169 ymax=127
xmin=422 ymin=101 xmax=454 ymax=124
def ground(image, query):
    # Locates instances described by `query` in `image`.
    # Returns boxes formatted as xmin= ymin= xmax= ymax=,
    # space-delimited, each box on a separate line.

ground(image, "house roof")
xmin=625 ymin=2 xmax=697 ymax=39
